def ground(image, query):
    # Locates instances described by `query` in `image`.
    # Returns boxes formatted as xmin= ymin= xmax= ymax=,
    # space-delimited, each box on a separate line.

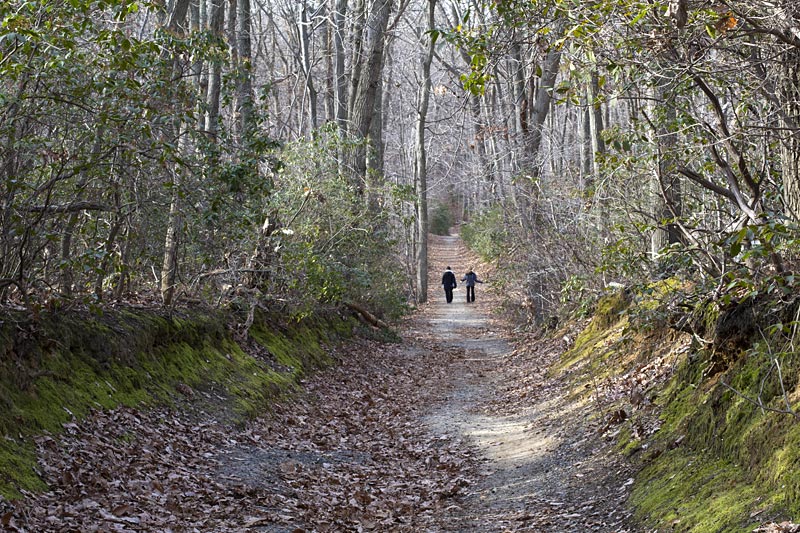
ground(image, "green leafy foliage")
xmin=460 ymin=207 xmax=508 ymax=262
xmin=0 ymin=0 xmax=204 ymax=303
xmin=257 ymin=132 xmax=409 ymax=320
xmin=0 ymin=0 xmax=405 ymax=319
xmin=429 ymin=202 xmax=454 ymax=236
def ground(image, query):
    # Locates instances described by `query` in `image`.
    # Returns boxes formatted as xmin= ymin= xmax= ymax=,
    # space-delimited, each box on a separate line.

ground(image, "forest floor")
xmin=5 ymin=234 xmax=640 ymax=532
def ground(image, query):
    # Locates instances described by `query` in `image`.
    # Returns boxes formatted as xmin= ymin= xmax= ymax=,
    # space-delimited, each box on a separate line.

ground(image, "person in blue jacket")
xmin=441 ymin=266 xmax=457 ymax=303
xmin=461 ymin=268 xmax=483 ymax=303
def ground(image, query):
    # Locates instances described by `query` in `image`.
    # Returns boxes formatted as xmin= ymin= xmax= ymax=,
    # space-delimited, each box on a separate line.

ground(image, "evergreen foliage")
xmin=429 ymin=202 xmax=454 ymax=236
xmin=0 ymin=1 xmax=408 ymax=319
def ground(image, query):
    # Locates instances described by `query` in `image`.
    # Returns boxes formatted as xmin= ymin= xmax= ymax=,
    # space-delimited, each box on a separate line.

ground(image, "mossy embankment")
xmin=554 ymin=285 xmax=800 ymax=532
xmin=0 ymin=305 xmax=360 ymax=500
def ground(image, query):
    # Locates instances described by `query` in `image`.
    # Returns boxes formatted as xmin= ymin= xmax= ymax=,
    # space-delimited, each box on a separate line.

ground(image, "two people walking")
xmin=441 ymin=266 xmax=483 ymax=303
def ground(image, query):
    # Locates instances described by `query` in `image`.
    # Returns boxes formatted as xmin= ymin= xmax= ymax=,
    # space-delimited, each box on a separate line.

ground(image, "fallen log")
xmin=345 ymin=301 xmax=388 ymax=329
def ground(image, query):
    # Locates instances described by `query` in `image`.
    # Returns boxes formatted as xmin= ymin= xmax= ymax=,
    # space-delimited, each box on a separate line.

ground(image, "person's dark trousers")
xmin=444 ymin=287 xmax=454 ymax=303
xmin=466 ymin=286 xmax=475 ymax=302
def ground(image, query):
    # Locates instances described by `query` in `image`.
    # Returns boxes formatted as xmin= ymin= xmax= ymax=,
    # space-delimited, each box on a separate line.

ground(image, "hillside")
xmin=553 ymin=282 xmax=800 ymax=532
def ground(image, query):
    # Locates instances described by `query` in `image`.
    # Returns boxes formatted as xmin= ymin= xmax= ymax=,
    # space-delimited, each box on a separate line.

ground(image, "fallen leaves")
xmin=226 ymin=336 xmax=480 ymax=531
xmin=754 ymin=523 xmax=800 ymax=533
xmin=3 ymin=333 xmax=480 ymax=532
xmin=3 ymin=234 xmax=793 ymax=533
xmin=9 ymin=406 xmax=283 ymax=532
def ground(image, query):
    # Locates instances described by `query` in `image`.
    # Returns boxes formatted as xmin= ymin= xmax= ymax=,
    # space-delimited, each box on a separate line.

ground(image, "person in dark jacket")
xmin=461 ymin=268 xmax=483 ymax=303
xmin=441 ymin=266 xmax=457 ymax=303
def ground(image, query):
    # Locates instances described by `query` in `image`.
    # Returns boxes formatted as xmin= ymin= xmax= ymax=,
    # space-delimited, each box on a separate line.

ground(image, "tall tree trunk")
xmin=510 ymin=42 xmax=526 ymax=137
xmin=415 ymin=0 xmax=435 ymax=304
xmin=508 ymin=41 xmax=526 ymax=209
xmin=0 ymin=87 xmax=27 ymax=300
xmin=161 ymin=1 xmax=192 ymax=306
xmin=366 ymin=74 xmax=384 ymax=207
xmin=333 ymin=0 xmax=348 ymax=130
xmin=589 ymin=70 xmax=605 ymax=180
xmin=204 ymin=0 xmax=224 ymax=135
xmin=347 ymin=0 xmax=366 ymax=122
xmin=483 ymin=91 xmax=507 ymax=208
xmin=515 ymin=30 xmax=562 ymax=231
xmin=780 ymin=38 xmax=800 ymax=220
xmin=94 ymin=196 xmax=123 ymax=301
xmin=227 ymin=0 xmax=237 ymax=65
xmin=235 ymin=0 xmax=254 ymax=140
xmin=588 ymin=69 xmax=607 ymax=230
xmin=323 ymin=3 xmax=335 ymax=121
xmin=166 ymin=0 xmax=192 ymax=32
xmin=470 ymin=92 xmax=493 ymax=199
xmin=190 ymin=0 xmax=204 ymax=130
xmin=195 ymin=0 xmax=209 ymax=131
xmin=651 ymin=86 xmax=682 ymax=258
xmin=114 ymin=220 xmax=132 ymax=300
xmin=579 ymin=97 xmax=592 ymax=194
xmin=526 ymin=45 xmax=561 ymax=170
xmin=346 ymin=0 xmax=392 ymax=193
xmin=299 ymin=1 xmax=318 ymax=134
xmin=162 ymin=94 xmax=189 ymax=306
xmin=161 ymin=166 xmax=182 ymax=305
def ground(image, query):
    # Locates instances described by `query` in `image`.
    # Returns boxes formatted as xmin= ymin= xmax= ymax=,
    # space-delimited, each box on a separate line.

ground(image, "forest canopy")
xmin=1 ymin=0 xmax=799 ymax=322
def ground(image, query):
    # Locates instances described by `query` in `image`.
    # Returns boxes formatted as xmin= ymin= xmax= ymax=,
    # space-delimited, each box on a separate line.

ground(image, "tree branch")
xmin=719 ymin=376 xmax=800 ymax=421
xmin=27 ymin=201 xmax=110 ymax=214
xmin=677 ymin=166 xmax=737 ymax=201
xmin=345 ymin=301 xmax=388 ymax=329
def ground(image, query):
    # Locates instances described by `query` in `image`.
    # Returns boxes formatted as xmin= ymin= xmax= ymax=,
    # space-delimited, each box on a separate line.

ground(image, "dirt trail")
xmin=9 ymin=233 xmax=639 ymax=532
xmin=420 ymin=234 xmax=637 ymax=532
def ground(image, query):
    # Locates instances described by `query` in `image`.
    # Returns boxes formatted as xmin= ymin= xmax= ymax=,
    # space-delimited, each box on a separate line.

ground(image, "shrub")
xmin=429 ymin=202 xmax=454 ymax=236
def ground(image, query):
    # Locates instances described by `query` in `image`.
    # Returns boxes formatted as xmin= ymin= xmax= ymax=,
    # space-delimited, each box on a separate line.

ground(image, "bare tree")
xmin=414 ymin=0 xmax=435 ymax=303
xmin=235 ymin=0 xmax=255 ymax=140
xmin=777 ymin=6 xmax=800 ymax=221
xmin=346 ymin=0 xmax=393 ymax=193
xmin=161 ymin=0 xmax=196 ymax=306
xmin=204 ymin=0 xmax=225 ymax=135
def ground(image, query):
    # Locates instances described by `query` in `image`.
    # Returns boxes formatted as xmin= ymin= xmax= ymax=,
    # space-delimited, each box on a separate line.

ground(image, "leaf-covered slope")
xmin=0 ymin=306 xmax=349 ymax=500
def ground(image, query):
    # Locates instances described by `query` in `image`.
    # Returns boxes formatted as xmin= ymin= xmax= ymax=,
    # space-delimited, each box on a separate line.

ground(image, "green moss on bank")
xmin=557 ymin=288 xmax=630 ymax=376
xmin=556 ymin=285 xmax=800 ymax=533
xmin=632 ymin=450 xmax=760 ymax=533
xmin=632 ymin=320 xmax=800 ymax=527
xmin=0 ymin=307 xmax=354 ymax=500
xmin=558 ymin=286 xmax=800 ymax=531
